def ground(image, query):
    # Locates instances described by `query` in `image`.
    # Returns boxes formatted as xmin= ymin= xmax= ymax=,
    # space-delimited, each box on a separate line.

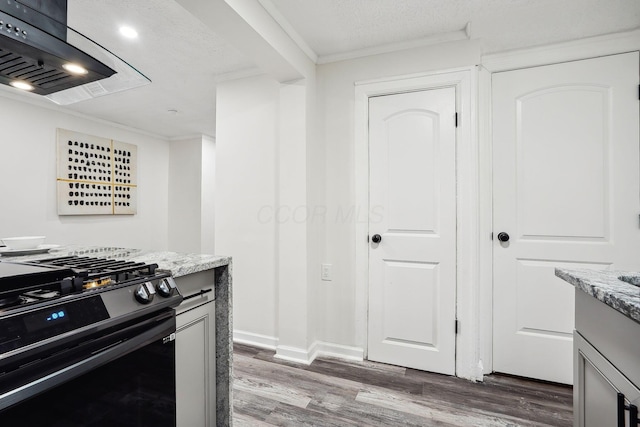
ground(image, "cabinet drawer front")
xmin=575 ymin=331 xmax=640 ymax=427
xmin=575 ymin=290 xmax=640 ymax=387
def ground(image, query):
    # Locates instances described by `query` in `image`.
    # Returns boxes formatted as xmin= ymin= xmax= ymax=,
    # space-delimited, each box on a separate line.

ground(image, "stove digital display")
xmin=24 ymin=306 xmax=70 ymax=332
xmin=46 ymin=310 xmax=67 ymax=321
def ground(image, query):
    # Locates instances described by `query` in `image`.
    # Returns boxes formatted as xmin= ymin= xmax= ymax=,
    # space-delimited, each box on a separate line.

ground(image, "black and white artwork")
xmin=56 ymin=129 xmax=138 ymax=215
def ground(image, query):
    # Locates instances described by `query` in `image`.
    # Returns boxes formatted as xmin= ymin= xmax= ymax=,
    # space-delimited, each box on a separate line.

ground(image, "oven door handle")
xmin=0 ymin=316 xmax=175 ymax=411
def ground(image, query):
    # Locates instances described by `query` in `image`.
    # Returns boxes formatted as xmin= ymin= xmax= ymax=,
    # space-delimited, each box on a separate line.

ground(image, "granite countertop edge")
xmin=0 ymin=245 xmax=230 ymax=278
xmin=555 ymin=268 xmax=640 ymax=324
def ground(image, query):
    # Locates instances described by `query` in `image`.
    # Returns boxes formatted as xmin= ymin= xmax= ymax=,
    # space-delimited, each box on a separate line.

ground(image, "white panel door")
xmin=368 ymin=88 xmax=457 ymax=375
xmin=492 ymin=52 xmax=640 ymax=384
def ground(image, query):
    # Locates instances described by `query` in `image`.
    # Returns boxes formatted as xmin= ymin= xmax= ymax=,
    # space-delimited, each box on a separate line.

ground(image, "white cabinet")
xmin=574 ymin=290 xmax=640 ymax=427
xmin=176 ymin=293 xmax=216 ymax=427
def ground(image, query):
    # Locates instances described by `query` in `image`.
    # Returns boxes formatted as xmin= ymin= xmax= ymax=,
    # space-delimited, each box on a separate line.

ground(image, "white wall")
xmin=0 ymin=92 xmax=170 ymax=250
xmin=201 ymin=135 xmax=216 ymax=255
xmin=168 ymin=135 xmax=216 ymax=254
xmin=187 ymin=0 xmax=322 ymax=358
xmin=169 ymin=138 xmax=202 ymax=252
xmin=216 ymin=75 xmax=321 ymax=357
xmin=304 ymin=74 xmax=323 ymax=355
xmin=216 ymin=74 xmax=280 ymax=342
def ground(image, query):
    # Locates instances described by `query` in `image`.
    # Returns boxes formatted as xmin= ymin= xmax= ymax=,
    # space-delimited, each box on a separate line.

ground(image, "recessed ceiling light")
xmin=119 ymin=26 xmax=138 ymax=39
xmin=62 ymin=63 xmax=88 ymax=75
xmin=10 ymin=81 xmax=34 ymax=91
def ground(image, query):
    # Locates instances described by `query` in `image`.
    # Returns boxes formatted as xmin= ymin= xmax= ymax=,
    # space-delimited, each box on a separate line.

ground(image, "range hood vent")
xmin=0 ymin=1 xmax=115 ymax=95
xmin=0 ymin=0 xmax=149 ymax=103
xmin=0 ymin=48 xmax=74 ymax=89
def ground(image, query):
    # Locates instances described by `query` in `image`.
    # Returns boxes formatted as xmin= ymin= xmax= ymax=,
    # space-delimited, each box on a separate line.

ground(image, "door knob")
xmin=371 ymin=234 xmax=382 ymax=243
xmin=497 ymin=232 xmax=510 ymax=242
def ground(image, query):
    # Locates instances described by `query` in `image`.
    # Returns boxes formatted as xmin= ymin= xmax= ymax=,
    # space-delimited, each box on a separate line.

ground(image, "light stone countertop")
xmin=0 ymin=244 xmax=230 ymax=278
xmin=555 ymin=268 xmax=640 ymax=324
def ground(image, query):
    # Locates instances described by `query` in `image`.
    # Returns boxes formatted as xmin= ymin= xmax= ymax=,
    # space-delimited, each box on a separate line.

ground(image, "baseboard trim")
xmin=233 ymin=330 xmax=278 ymax=350
xmin=274 ymin=345 xmax=313 ymax=365
xmin=233 ymin=332 xmax=365 ymax=365
xmin=310 ymin=341 xmax=364 ymax=362
xmin=274 ymin=341 xmax=364 ymax=365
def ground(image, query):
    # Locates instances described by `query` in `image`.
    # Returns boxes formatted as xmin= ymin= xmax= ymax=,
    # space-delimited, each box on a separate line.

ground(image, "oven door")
xmin=0 ymin=310 xmax=176 ymax=427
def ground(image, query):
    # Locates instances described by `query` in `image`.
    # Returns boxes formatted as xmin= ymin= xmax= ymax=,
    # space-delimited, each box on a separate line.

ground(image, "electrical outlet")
xmin=321 ymin=264 xmax=332 ymax=281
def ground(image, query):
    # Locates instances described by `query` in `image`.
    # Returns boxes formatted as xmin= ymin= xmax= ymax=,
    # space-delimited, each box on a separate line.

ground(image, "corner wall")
xmin=215 ymin=74 xmax=280 ymax=343
xmin=168 ymin=135 xmax=216 ymax=254
xmin=218 ymin=39 xmax=483 ymax=364
xmin=0 ymin=92 xmax=170 ymax=250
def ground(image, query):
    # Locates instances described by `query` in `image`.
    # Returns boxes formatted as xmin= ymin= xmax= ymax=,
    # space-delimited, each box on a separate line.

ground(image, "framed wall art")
xmin=56 ymin=128 xmax=138 ymax=215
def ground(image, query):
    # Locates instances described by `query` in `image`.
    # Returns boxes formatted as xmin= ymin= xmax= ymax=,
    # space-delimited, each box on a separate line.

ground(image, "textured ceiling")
xmin=269 ymin=0 xmax=640 ymax=57
xmin=4 ymin=0 xmax=639 ymax=139
xmin=62 ymin=0 xmax=255 ymax=139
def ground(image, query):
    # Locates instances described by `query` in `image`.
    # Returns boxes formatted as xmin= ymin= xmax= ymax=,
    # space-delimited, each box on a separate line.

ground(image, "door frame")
xmin=354 ymin=67 xmax=480 ymax=380
xmin=480 ymin=29 xmax=640 ymax=378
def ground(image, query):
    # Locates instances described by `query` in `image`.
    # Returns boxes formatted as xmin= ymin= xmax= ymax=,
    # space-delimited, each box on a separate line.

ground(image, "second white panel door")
xmin=492 ymin=52 xmax=640 ymax=384
xmin=368 ymin=87 xmax=457 ymax=375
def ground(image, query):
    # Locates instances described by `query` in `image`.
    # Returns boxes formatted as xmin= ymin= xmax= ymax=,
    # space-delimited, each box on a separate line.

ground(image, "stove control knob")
xmin=134 ymin=282 xmax=155 ymax=304
xmin=156 ymin=279 xmax=174 ymax=298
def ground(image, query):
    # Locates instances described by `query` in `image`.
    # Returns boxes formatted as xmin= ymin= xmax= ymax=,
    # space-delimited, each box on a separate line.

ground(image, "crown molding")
xmin=318 ymin=28 xmax=469 ymax=65
xmin=482 ymin=28 xmax=640 ymax=72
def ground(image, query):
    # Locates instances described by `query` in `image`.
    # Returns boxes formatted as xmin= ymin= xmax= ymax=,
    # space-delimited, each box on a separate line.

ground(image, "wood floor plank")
xmin=234 ymin=372 xmax=312 ymax=408
xmin=234 ymin=342 xmax=265 ymax=357
xmin=308 ymin=390 xmax=456 ymax=427
xmin=406 ymin=368 xmax=573 ymax=422
xmin=234 ymin=353 xmax=363 ymax=398
xmin=232 ymin=344 xmax=574 ymax=426
xmin=236 ymin=357 xmax=437 ymax=426
xmin=356 ymin=387 xmax=535 ymax=427
xmin=324 ymin=356 xmax=408 ymax=375
xmin=232 ymin=389 xmax=278 ymax=421
xmin=263 ymin=401 xmax=364 ymax=427
xmin=418 ymin=377 xmax=572 ymax=425
xmin=302 ymin=358 xmax=425 ymax=395
xmin=233 ymin=413 xmax=275 ymax=427
xmin=483 ymin=374 xmax=573 ymax=401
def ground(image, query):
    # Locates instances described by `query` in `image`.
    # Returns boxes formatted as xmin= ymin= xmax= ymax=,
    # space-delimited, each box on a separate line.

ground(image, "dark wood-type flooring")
xmin=232 ymin=343 xmax=573 ymax=426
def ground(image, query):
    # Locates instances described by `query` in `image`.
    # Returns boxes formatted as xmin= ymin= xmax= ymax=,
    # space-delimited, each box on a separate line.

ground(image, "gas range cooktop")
xmin=0 ymin=256 xmax=172 ymax=312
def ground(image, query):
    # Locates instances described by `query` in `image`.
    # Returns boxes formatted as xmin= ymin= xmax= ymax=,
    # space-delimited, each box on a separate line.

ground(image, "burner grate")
xmin=0 ymin=256 xmax=163 ymax=306
xmin=0 ymin=295 xmax=22 ymax=310
xmin=34 ymin=256 xmax=158 ymax=277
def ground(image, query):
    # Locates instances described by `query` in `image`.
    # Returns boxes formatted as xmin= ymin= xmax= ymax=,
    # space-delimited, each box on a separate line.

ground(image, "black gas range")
xmin=0 ymin=255 xmax=180 ymax=314
xmin=0 ymin=255 xmax=182 ymax=426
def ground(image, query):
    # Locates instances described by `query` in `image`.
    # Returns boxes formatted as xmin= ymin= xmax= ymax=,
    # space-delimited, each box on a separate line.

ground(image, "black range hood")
xmin=0 ymin=0 xmax=116 ymax=96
